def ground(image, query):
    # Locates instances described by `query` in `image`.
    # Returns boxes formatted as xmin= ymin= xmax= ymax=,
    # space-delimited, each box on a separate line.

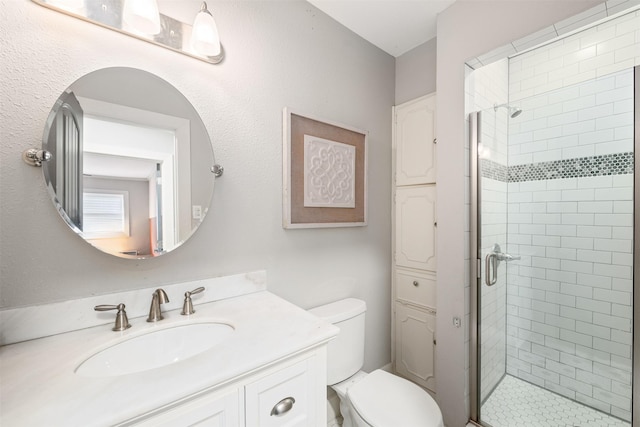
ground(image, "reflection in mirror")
xmin=42 ymin=67 xmax=216 ymax=259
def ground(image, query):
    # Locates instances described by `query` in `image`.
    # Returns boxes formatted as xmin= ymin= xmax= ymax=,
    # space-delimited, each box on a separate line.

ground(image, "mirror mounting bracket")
xmin=23 ymin=148 xmax=52 ymax=167
xmin=211 ymin=164 xmax=224 ymax=177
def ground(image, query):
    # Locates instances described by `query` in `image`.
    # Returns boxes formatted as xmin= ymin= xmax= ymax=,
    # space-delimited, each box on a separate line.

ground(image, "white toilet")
xmin=309 ymin=298 xmax=444 ymax=427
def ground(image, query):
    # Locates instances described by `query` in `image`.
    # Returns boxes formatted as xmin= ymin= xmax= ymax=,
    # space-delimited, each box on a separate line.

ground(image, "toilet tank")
xmin=308 ymin=298 xmax=366 ymax=385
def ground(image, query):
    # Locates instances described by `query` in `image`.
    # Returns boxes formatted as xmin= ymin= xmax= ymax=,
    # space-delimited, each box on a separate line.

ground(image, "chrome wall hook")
xmin=23 ymin=149 xmax=51 ymax=167
xmin=211 ymin=164 xmax=224 ymax=177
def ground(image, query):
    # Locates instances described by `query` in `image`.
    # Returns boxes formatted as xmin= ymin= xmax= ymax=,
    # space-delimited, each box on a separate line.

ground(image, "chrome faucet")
xmin=95 ymin=303 xmax=131 ymax=331
xmin=181 ymin=286 xmax=205 ymax=315
xmin=147 ymin=289 xmax=169 ymax=322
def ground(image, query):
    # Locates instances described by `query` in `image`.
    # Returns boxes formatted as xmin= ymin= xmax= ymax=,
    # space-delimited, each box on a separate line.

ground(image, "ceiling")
xmin=307 ymin=0 xmax=457 ymax=57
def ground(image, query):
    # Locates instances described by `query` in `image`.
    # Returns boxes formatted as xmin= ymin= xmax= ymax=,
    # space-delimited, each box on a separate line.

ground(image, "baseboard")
xmin=379 ymin=362 xmax=393 ymax=372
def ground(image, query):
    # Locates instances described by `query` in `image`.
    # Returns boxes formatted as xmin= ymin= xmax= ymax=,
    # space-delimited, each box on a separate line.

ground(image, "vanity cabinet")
xmin=391 ymin=93 xmax=437 ymax=394
xmin=128 ymin=351 xmax=323 ymax=427
xmin=0 ymin=285 xmax=337 ymax=427
xmin=245 ymin=358 xmax=315 ymax=426
xmin=131 ymin=388 xmax=242 ymax=427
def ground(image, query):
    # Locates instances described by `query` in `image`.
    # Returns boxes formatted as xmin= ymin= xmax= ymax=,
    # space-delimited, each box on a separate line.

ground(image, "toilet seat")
xmin=347 ymin=369 xmax=443 ymax=427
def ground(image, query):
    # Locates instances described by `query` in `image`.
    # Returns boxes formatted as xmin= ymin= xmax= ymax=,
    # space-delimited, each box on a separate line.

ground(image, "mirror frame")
xmin=41 ymin=67 xmax=219 ymax=259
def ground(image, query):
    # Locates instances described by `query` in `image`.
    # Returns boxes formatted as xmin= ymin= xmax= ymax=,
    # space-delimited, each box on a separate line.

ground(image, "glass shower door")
xmin=472 ymin=68 xmax=635 ymax=427
xmin=471 ymin=105 xmax=510 ymax=421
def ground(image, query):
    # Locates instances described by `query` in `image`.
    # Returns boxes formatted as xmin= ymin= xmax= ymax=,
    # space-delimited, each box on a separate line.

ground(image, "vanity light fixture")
xmin=191 ymin=2 xmax=221 ymax=57
xmin=122 ymin=0 xmax=161 ymax=35
xmin=31 ymin=0 xmax=225 ymax=64
xmin=50 ymin=0 xmax=83 ymax=13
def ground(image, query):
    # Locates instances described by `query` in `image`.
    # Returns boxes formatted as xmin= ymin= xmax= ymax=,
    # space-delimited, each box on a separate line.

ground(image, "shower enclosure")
xmin=468 ymin=7 xmax=638 ymax=425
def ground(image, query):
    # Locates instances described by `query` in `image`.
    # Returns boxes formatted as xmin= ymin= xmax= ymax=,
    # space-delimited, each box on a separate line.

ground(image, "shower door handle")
xmin=485 ymin=253 xmax=498 ymax=286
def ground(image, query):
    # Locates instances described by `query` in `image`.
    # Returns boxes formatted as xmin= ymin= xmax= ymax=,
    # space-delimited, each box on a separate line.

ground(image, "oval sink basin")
xmin=75 ymin=322 xmax=234 ymax=378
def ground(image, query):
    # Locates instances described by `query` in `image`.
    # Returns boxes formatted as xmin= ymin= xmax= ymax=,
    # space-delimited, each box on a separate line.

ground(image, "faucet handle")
xmin=95 ymin=303 xmax=131 ymax=331
xmin=181 ymin=287 xmax=205 ymax=315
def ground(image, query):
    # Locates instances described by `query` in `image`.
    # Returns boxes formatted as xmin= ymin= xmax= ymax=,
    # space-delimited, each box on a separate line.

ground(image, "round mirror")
xmin=41 ymin=67 xmax=216 ymax=259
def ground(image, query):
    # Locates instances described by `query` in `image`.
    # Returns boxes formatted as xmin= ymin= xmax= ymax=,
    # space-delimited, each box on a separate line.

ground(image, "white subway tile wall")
xmin=479 ymin=177 xmax=508 ymax=402
xmin=509 ymin=69 xmax=633 ymax=166
xmin=506 ymin=64 xmax=633 ymax=422
xmin=509 ymin=9 xmax=640 ymax=103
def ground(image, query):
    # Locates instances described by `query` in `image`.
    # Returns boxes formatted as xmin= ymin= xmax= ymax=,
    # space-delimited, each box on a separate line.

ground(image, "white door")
xmin=394 ymin=94 xmax=436 ymax=186
xmin=394 ymin=302 xmax=437 ymax=392
xmin=395 ymin=185 xmax=437 ymax=271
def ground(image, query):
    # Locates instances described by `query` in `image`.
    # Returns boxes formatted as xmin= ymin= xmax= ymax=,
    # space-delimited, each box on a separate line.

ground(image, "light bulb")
xmin=191 ymin=2 xmax=221 ymax=57
xmin=123 ymin=0 xmax=161 ymax=35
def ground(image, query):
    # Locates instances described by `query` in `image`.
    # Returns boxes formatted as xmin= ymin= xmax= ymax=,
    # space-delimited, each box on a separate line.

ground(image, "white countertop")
xmin=0 ymin=290 xmax=338 ymax=426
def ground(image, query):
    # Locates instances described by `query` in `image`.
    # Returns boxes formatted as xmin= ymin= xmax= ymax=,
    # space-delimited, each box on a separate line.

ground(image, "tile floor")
xmin=480 ymin=375 xmax=630 ymax=427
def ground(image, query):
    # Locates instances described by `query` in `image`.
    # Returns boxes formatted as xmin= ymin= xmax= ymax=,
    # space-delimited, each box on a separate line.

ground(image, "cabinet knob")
xmin=413 ymin=280 xmax=419 ymax=287
xmin=270 ymin=397 xmax=295 ymax=416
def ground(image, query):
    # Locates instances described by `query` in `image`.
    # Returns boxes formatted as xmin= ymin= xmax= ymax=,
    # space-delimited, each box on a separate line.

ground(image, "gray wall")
xmin=395 ymin=37 xmax=437 ymax=104
xmin=0 ymin=0 xmax=394 ymax=372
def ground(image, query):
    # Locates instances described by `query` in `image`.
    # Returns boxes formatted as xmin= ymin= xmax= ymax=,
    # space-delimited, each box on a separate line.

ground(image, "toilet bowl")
xmin=309 ymin=298 xmax=444 ymax=427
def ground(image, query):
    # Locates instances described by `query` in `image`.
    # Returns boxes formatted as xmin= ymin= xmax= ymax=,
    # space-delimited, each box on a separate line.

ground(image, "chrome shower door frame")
xmin=469 ymin=110 xmax=481 ymax=422
xmin=633 ymin=65 xmax=639 ymax=427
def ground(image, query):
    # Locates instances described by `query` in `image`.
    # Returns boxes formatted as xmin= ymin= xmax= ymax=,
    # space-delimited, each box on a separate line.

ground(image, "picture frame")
xmin=283 ymin=108 xmax=368 ymax=229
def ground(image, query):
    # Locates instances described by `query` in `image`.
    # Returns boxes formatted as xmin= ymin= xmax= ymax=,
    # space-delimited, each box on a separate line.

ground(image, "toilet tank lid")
xmin=308 ymin=298 xmax=366 ymax=324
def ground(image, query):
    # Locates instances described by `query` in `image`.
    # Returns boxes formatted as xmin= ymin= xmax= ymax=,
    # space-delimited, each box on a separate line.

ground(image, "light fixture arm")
xmin=200 ymin=2 xmax=213 ymax=16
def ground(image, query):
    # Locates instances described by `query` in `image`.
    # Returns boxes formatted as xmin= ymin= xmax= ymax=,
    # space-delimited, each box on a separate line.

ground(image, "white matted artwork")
xmin=283 ymin=108 xmax=367 ymax=229
xmin=303 ymin=134 xmax=356 ymax=209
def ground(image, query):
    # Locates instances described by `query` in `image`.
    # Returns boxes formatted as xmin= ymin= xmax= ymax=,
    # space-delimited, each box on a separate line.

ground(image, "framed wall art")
xmin=283 ymin=108 xmax=368 ymax=229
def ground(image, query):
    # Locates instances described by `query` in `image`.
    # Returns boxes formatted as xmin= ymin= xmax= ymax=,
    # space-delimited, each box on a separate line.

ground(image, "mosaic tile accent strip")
xmin=479 ymin=158 xmax=508 ymax=182
xmin=482 ymin=375 xmax=630 ymax=427
xmin=509 ymin=153 xmax=634 ymax=183
xmin=480 ymin=153 xmax=634 ymax=183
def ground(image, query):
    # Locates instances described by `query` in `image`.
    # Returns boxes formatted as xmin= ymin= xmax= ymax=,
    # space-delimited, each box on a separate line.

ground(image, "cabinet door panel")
xmin=395 ymin=94 xmax=436 ymax=186
xmin=395 ymin=186 xmax=437 ymax=271
xmin=245 ymin=359 xmax=314 ymax=427
xmin=132 ymin=389 xmax=241 ymax=427
xmin=394 ymin=302 xmax=436 ymax=392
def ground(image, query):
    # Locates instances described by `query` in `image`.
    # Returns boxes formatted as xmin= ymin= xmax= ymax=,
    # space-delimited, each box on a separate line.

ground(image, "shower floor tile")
xmin=481 ymin=375 xmax=630 ymax=427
